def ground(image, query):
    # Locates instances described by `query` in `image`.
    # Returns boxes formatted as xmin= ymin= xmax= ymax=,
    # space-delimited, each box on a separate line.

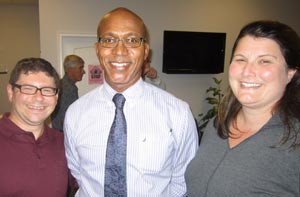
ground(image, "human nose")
xmin=241 ymin=62 xmax=255 ymax=76
xmin=112 ymin=39 xmax=128 ymax=55
xmin=32 ymin=89 xmax=44 ymax=100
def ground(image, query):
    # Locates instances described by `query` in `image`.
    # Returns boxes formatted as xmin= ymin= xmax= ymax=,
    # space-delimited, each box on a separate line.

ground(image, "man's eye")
xmin=259 ymin=59 xmax=271 ymax=64
xmin=103 ymin=38 xmax=116 ymax=43
xmin=43 ymin=88 xmax=54 ymax=93
xmin=126 ymin=37 xmax=139 ymax=43
xmin=23 ymin=86 xmax=35 ymax=91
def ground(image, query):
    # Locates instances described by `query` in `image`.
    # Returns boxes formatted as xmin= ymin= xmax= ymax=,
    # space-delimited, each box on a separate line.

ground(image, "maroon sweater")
xmin=0 ymin=113 xmax=68 ymax=197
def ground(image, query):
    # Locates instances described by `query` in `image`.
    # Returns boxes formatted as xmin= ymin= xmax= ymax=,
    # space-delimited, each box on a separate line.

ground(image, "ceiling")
xmin=0 ymin=0 xmax=38 ymax=5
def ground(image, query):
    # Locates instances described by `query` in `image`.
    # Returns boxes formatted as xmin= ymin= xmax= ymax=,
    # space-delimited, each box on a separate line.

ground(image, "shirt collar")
xmin=0 ymin=112 xmax=55 ymax=144
xmin=102 ymin=78 xmax=144 ymax=102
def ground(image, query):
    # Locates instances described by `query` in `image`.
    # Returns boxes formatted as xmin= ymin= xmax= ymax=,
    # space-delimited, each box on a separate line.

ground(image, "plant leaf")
xmin=197 ymin=77 xmax=223 ymax=131
xmin=206 ymin=97 xmax=219 ymax=104
xmin=213 ymin=77 xmax=222 ymax=84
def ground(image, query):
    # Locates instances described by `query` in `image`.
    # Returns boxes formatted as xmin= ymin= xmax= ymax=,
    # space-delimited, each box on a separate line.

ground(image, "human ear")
xmin=287 ymin=68 xmax=297 ymax=83
xmin=6 ymin=84 xmax=13 ymax=102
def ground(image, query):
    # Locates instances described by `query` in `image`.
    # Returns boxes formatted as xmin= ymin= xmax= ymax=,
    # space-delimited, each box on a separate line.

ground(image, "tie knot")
xmin=112 ymin=93 xmax=126 ymax=109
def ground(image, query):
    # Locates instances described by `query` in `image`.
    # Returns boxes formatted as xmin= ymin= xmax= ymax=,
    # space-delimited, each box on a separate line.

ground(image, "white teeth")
xmin=28 ymin=105 xmax=45 ymax=110
xmin=111 ymin=63 xmax=128 ymax=67
xmin=241 ymin=82 xmax=260 ymax=87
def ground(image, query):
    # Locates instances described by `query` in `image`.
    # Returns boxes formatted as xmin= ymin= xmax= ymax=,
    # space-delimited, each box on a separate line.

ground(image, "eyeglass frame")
xmin=12 ymin=83 xmax=59 ymax=97
xmin=97 ymin=36 xmax=146 ymax=48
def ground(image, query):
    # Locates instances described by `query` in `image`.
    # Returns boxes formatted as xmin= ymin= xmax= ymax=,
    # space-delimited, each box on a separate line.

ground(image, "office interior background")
xmin=0 ymin=0 xmax=300 ymax=119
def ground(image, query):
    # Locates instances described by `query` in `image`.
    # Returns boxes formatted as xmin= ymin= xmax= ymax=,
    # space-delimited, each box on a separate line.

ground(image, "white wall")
xmin=0 ymin=4 xmax=40 ymax=114
xmin=39 ymin=0 xmax=300 ymax=118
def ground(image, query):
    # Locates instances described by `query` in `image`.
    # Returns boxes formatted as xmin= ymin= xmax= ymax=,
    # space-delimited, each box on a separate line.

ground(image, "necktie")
xmin=104 ymin=93 xmax=127 ymax=196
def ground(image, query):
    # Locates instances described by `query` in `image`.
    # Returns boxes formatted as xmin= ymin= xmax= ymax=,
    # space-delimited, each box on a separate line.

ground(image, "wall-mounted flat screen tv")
xmin=162 ymin=30 xmax=226 ymax=74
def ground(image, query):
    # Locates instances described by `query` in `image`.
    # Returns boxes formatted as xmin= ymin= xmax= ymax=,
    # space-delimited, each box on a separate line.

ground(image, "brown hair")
xmin=9 ymin=57 xmax=60 ymax=88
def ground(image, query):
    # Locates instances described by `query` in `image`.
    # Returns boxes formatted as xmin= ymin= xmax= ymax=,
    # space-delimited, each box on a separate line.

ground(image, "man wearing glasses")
xmin=64 ymin=7 xmax=198 ymax=196
xmin=0 ymin=58 xmax=69 ymax=196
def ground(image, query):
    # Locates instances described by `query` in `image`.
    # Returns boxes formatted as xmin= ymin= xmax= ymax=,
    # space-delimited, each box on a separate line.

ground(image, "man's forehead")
xmin=18 ymin=71 xmax=51 ymax=80
xmin=98 ymin=10 xmax=145 ymax=37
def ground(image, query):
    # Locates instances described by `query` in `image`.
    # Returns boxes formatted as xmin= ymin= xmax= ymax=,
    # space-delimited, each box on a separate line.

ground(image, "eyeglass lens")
xmin=14 ymin=84 xmax=57 ymax=96
xmin=98 ymin=37 xmax=144 ymax=48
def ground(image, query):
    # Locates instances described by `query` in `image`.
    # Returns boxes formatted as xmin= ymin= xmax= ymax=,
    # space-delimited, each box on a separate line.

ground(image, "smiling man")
xmin=64 ymin=7 xmax=198 ymax=196
xmin=0 ymin=58 xmax=69 ymax=196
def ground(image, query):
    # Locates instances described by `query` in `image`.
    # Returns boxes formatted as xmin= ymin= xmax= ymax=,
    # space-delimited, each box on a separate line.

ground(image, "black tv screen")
xmin=162 ymin=30 xmax=226 ymax=74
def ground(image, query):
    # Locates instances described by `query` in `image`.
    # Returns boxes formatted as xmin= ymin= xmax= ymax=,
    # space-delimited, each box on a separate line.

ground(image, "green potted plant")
xmin=197 ymin=77 xmax=223 ymax=134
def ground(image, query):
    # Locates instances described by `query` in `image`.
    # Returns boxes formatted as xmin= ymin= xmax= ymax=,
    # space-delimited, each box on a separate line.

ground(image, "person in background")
xmin=64 ymin=7 xmax=198 ymax=196
xmin=142 ymin=51 xmax=166 ymax=90
xmin=51 ymin=54 xmax=85 ymax=132
xmin=185 ymin=20 xmax=300 ymax=196
xmin=0 ymin=58 xmax=69 ymax=196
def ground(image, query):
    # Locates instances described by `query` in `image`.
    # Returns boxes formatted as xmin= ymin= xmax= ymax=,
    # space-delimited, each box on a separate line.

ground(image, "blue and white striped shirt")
xmin=64 ymin=78 xmax=198 ymax=196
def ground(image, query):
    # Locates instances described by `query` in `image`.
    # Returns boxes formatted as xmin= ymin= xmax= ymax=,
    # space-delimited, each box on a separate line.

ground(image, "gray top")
xmin=51 ymin=75 xmax=78 ymax=131
xmin=185 ymin=114 xmax=300 ymax=197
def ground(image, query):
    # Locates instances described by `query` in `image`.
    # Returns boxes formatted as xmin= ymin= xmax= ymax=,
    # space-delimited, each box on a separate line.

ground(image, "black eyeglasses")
xmin=12 ymin=83 xmax=58 ymax=96
xmin=98 ymin=36 xmax=146 ymax=48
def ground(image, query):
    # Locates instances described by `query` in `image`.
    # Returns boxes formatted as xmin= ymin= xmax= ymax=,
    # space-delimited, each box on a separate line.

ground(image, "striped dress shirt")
xmin=64 ymin=78 xmax=198 ymax=196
